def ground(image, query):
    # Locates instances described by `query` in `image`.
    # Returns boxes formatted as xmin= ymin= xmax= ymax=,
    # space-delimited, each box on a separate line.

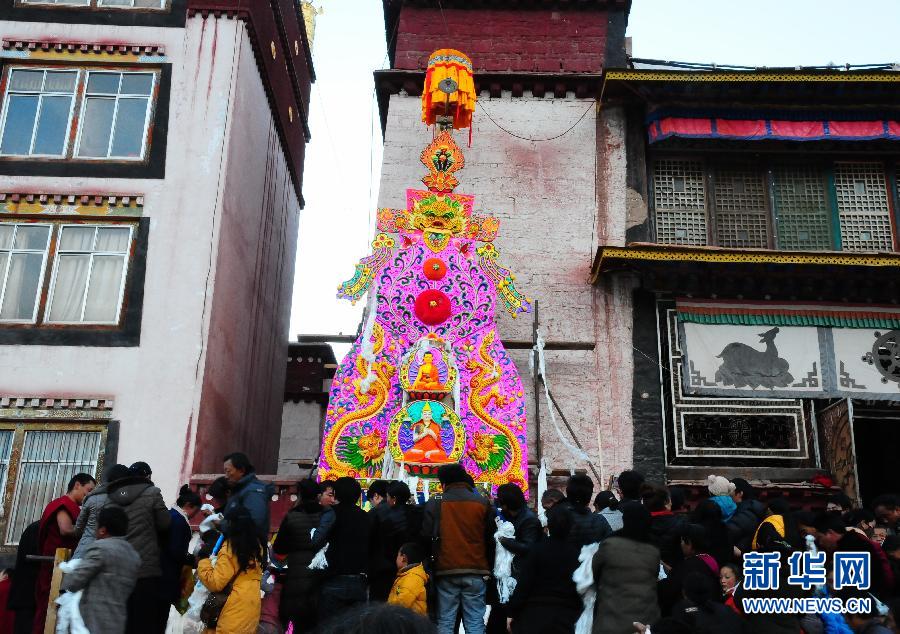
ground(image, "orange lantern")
xmin=422 ymin=49 xmax=476 ymax=132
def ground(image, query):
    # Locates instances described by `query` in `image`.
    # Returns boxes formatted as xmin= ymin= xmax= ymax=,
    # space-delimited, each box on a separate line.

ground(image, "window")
xmin=76 ymin=72 xmax=154 ymax=159
xmin=0 ymin=221 xmax=135 ymax=326
xmin=0 ymin=224 xmax=52 ymax=322
xmin=98 ymin=0 xmax=167 ymax=8
xmin=772 ymin=165 xmax=834 ymax=251
xmin=652 ymin=159 xmax=707 ymax=246
xmin=0 ymin=432 xmax=13 ymax=515
xmin=18 ymin=0 xmax=167 ymax=9
xmin=19 ymin=0 xmax=90 ymax=5
xmin=47 ymin=225 xmax=132 ymax=323
xmin=0 ymin=70 xmax=77 ymax=157
xmin=652 ymin=158 xmax=897 ymax=253
xmin=833 ymin=162 xmax=894 ymax=252
xmin=712 ymin=166 xmax=770 ymax=248
xmin=2 ymin=427 xmax=103 ymax=545
xmin=0 ymin=67 xmax=157 ymax=161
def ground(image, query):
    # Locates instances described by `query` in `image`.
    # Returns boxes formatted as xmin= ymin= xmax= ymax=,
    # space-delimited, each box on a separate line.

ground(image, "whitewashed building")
xmin=0 ymin=0 xmax=314 ymax=555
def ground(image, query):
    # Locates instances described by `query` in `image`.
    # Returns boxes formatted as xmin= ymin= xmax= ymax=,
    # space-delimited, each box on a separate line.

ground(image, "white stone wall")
xmin=378 ymin=93 xmax=634 ymax=485
xmin=0 ymin=17 xmax=298 ymax=501
xmin=277 ymin=400 xmax=324 ymax=476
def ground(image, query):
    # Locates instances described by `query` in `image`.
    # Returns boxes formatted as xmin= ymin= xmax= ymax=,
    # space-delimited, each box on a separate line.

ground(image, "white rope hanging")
xmin=533 ymin=328 xmax=593 ymax=465
xmin=536 ymin=458 xmax=549 ymax=527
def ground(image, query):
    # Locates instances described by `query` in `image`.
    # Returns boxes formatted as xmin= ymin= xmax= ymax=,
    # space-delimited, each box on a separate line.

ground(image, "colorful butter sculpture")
xmin=319 ymin=129 xmax=532 ymax=492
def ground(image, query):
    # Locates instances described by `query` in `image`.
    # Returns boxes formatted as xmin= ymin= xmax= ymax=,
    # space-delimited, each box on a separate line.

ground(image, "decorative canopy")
xmin=648 ymin=115 xmax=900 ymax=144
xmin=422 ymin=49 xmax=477 ymax=131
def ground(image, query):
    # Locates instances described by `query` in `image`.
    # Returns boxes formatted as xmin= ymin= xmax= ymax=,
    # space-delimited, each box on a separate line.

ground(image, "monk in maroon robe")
xmin=32 ymin=473 xmax=95 ymax=634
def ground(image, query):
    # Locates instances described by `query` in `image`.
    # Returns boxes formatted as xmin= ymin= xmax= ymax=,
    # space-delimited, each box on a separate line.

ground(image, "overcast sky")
xmin=289 ymin=0 xmax=900 ymax=352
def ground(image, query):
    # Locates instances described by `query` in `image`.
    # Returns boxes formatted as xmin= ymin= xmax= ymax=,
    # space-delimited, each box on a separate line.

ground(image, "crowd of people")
xmin=3 ymin=455 xmax=900 ymax=634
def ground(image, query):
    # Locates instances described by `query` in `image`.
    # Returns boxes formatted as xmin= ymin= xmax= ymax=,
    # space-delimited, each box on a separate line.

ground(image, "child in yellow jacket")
xmin=387 ymin=542 xmax=428 ymax=616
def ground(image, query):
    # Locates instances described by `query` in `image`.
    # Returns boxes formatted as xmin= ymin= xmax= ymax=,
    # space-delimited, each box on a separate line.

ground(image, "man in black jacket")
xmin=564 ymin=474 xmax=611 ymax=546
xmin=369 ymin=481 xmax=420 ymax=602
xmin=157 ymin=487 xmax=200 ymax=629
xmin=106 ymin=463 xmax=170 ymax=634
xmin=488 ymin=483 xmax=542 ymax=633
xmin=726 ymin=478 xmax=767 ymax=553
xmin=617 ymin=470 xmax=645 ymax=504
xmin=220 ymin=452 xmax=274 ymax=540
xmin=496 ymin=483 xmax=542 ymax=579
xmin=315 ymin=477 xmax=373 ymax=624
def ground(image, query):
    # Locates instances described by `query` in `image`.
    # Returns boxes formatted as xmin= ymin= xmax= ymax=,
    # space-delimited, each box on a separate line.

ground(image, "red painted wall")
xmin=394 ymin=7 xmax=608 ymax=73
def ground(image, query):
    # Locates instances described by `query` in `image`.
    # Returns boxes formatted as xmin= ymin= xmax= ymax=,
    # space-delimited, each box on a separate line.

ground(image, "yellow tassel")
xmin=422 ymin=49 xmax=477 ymax=130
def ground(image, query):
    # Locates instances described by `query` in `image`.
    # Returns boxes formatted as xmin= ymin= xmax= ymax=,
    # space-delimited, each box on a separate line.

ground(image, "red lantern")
xmin=414 ymin=289 xmax=451 ymax=325
xmin=423 ymin=258 xmax=447 ymax=280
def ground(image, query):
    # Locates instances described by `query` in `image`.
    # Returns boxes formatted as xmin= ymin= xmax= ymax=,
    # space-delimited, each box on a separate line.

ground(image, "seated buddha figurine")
xmin=411 ymin=351 xmax=444 ymax=391
xmin=402 ymin=402 xmax=449 ymax=463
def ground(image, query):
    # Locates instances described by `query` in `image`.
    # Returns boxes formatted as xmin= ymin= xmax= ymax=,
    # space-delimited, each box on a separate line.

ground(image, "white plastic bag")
xmin=308 ymin=544 xmax=329 ymax=570
xmin=56 ymin=559 xmax=88 ymax=634
xmin=573 ymin=543 xmax=600 ymax=634
xmin=164 ymin=605 xmax=189 ymax=634
xmin=184 ymin=576 xmax=210 ymax=623
xmin=198 ymin=512 xmax=223 ymax=535
xmin=55 ymin=591 xmax=87 ymax=634
xmin=493 ymin=519 xmax=517 ymax=603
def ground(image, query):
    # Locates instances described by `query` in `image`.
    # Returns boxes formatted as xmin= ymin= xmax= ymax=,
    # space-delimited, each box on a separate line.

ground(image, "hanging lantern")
xmin=422 ymin=49 xmax=476 ymax=132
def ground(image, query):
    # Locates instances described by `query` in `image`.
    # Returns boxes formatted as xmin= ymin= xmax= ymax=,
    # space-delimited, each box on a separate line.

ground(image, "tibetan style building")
xmin=376 ymin=0 xmax=634 ymax=489
xmin=0 ymin=0 xmax=314 ymax=552
xmin=279 ymin=342 xmax=336 ymax=476
xmin=596 ymin=61 xmax=900 ymax=504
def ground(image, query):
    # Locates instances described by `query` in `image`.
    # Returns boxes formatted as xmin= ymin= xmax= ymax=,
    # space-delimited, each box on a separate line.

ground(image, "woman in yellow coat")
xmin=197 ymin=510 xmax=265 ymax=634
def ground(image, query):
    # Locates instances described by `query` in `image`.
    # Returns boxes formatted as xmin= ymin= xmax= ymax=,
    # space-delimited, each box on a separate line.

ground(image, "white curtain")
xmin=0 ymin=225 xmax=13 ymax=248
xmin=0 ymin=252 xmax=43 ymax=320
xmin=59 ymin=226 xmax=95 ymax=251
xmin=50 ymin=226 xmax=128 ymax=323
xmin=48 ymin=254 xmax=90 ymax=322
xmin=83 ymin=255 xmax=125 ymax=322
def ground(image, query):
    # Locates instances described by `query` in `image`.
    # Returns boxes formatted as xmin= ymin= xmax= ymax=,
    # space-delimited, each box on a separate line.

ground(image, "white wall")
xmin=378 ymin=93 xmax=634 ymax=483
xmin=0 ymin=17 xmax=295 ymax=501
xmin=277 ymin=400 xmax=323 ymax=476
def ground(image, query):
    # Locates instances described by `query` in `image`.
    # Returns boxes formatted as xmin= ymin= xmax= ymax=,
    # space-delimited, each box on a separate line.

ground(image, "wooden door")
xmin=817 ymin=398 xmax=861 ymax=506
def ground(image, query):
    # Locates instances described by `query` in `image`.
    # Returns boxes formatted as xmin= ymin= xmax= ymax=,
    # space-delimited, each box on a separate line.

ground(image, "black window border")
xmin=0 ymin=63 xmax=170 ymax=179
xmin=0 ymin=0 xmax=185 ymax=27
xmin=0 ymin=217 xmax=148 ymax=346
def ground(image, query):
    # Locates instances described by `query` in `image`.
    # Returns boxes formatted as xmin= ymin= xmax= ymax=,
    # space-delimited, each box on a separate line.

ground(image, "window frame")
xmin=14 ymin=0 xmax=170 ymax=11
xmin=650 ymin=153 xmax=900 ymax=253
xmin=73 ymin=70 xmax=157 ymax=161
xmin=0 ymin=420 xmax=107 ymax=548
xmin=44 ymin=223 xmax=134 ymax=325
xmin=0 ymin=65 xmax=161 ymax=163
xmin=0 ymin=68 xmax=79 ymax=158
xmin=707 ymin=160 xmax=776 ymax=250
xmin=0 ymin=222 xmax=54 ymax=324
xmin=0 ymin=219 xmax=137 ymax=328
